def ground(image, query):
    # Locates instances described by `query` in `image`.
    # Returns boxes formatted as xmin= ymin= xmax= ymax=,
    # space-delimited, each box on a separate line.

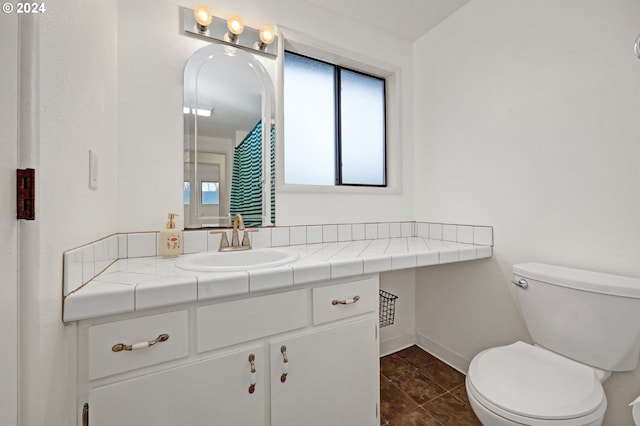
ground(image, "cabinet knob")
xmin=111 ymin=333 xmax=169 ymax=352
xmin=280 ymin=345 xmax=289 ymax=383
xmin=248 ymin=354 xmax=257 ymax=394
xmin=331 ymin=295 xmax=360 ymax=305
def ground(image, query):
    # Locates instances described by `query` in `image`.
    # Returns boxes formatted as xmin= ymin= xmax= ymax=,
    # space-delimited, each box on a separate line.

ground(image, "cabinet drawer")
xmin=197 ymin=289 xmax=307 ymax=353
xmin=88 ymin=310 xmax=188 ymax=380
xmin=312 ymin=278 xmax=377 ymax=325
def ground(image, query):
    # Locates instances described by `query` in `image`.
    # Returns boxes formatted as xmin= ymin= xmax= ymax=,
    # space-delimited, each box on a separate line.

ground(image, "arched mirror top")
xmin=184 ymin=44 xmax=275 ymax=109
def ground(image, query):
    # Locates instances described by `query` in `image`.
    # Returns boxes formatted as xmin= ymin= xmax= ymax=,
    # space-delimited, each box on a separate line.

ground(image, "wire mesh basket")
xmin=379 ymin=289 xmax=398 ymax=328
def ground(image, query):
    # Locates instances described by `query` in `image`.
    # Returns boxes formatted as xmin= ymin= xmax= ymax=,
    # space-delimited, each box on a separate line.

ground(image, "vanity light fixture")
xmin=193 ymin=4 xmax=213 ymax=32
xmin=225 ymin=15 xmax=244 ymax=43
xmin=255 ymin=25 xmax=276 ymax=51
xmin=182 ymin=6 xmax=278 ymax=56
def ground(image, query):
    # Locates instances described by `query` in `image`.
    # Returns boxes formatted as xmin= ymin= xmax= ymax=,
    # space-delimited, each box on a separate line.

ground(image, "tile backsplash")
xmin=63 ymin=221 xmax=493 ymax=297
xmin=64 ymin=235 xmax=120 ymax=297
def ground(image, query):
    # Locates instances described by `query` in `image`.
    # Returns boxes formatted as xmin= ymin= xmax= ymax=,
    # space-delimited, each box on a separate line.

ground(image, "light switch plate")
xmin=89 ymin=149 xmax=98 ymax=190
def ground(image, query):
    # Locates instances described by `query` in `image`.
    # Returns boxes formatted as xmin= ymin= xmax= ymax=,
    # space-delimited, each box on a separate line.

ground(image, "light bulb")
xmin=227 ymin=15 xmax=244 ymax=35
xmin=193 ymin=5 xmax=213 ymax=29
xmin=259 ymin=25 xmax=276 ymax=45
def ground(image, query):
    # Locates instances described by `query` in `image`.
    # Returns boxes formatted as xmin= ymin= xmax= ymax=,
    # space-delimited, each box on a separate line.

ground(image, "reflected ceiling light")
xmin=255 ymin=25 xmax=276 ymax=51
xmin=193 ymin=5 xmax=213 ymax=32
xmin=183 ymin=107 xmax=212 ymax=117
xmin=225 ymin=15 xmax=244 ymax=43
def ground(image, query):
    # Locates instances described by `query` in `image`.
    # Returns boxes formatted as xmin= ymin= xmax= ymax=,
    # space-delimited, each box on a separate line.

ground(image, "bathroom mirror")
xmin=184 ymin=44 xmax=275 ymax=228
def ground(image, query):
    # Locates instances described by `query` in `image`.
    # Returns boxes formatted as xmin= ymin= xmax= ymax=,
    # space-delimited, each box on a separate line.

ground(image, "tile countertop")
xmin=63 ymin=237 xmax=492 ymax=322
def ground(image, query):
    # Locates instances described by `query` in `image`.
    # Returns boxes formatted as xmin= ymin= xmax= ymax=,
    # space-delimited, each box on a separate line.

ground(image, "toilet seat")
xmin=467 ymin=341 xmax=607 ymax=424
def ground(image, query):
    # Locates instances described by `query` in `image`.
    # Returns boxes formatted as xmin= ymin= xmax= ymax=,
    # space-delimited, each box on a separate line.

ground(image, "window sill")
xmin=276 ymin=182 xmax=401 ymax=195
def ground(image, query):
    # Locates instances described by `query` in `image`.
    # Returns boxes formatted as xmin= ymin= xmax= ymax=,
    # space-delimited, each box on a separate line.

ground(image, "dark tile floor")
xmin=380 ymin=345 xmax=482 ymax=425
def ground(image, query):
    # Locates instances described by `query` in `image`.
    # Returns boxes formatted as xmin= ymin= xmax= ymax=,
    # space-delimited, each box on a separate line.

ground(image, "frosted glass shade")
xmin=227 ymin=15 xmax=244 ymax=35
xmin=193 ymin=5 xmax=213 ymax=27
xmin=259 ymin=25 xmax=276 ymax=45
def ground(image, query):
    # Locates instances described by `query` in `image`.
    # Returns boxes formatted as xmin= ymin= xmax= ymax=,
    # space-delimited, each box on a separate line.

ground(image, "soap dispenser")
xmin=160 ymin=213 xmax=181 ymax=257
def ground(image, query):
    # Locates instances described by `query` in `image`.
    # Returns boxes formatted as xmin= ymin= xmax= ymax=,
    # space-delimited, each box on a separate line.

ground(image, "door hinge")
xmin=16 ymin=168 xmax=35 ymax=220
xmin=82 ymin=402 xmax=89 ymax=426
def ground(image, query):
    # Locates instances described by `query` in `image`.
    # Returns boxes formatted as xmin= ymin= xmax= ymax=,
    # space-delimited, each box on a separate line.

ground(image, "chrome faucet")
xmin=211 ymin=213 xmax=255 ymax=252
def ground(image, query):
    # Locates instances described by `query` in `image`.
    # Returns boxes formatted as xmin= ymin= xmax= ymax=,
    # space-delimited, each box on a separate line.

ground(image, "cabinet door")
xmin=88 ymin=345 xmax=265 ymax=426
xmin=270 ymin=317 xmax=379 ymax=426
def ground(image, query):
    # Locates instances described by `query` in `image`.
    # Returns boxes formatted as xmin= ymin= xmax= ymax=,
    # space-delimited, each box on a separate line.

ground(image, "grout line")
xmin=381 ymin=346 xmax=477 ymax=425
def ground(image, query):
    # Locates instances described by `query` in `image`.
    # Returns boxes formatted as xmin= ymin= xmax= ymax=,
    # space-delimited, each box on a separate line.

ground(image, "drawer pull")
xmin=248 ymin=354 xmax=257 ymax=394
xmin=280 ymin=345 xmax=289 ymax=383
xmin=111 ymin=333 xmax=170 ymax=352
xmin=332 ymin=295 xmax=360 ymax=305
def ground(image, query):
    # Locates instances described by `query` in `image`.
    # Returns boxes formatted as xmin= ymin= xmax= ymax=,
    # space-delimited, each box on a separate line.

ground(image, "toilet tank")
xmin=513 ymin=262 xmax=640 ymax=372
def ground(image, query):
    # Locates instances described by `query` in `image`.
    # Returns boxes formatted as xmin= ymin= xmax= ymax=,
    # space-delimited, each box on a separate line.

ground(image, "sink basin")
xmin=175 ymin=248 xmax=299 ymax=272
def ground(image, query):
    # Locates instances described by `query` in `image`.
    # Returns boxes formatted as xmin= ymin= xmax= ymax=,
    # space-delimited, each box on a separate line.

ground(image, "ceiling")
xmin=305 ymin=0 xmax=472 ymax=40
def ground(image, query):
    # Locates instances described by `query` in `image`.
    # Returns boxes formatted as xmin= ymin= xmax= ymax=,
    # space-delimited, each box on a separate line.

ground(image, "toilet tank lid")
xmin=513 ymin=263 xmax=640 ymax=299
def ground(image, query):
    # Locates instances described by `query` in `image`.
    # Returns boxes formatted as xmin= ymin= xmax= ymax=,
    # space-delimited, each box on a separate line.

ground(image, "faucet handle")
xmin=210 ymin=231 xmax=230 ymax=249
xmin=241 ymin=229 xmax=258 ymax=247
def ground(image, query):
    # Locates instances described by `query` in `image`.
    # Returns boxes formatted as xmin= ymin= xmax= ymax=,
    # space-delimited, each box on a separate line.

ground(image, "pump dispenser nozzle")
xmin=166 ymin=213 xmax=179 ymax=229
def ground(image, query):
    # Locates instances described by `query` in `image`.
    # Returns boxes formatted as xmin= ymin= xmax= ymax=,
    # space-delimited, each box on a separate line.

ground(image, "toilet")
xmin=466 ymin=262 xmax=640 ymax=425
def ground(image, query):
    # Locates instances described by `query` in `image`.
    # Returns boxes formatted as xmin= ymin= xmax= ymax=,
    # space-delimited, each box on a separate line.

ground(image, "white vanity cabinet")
xmin=88 ymin=344 xmax=266 ymax=425
xmin=74 ymin=275 xmax=380 ymax=426
xmin=268 ymin=279 xmax=380 ymax=426
xmin=270 ymin=317 xmax=379 ymax=426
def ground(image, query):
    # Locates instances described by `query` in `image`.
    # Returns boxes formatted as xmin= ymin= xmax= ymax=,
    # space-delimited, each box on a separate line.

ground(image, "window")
xmin=184 ymin=181 xmax=220 ymax=205
xmin=284 ymin=52 xmax=386 ymax=186
xmin=183 ymin=182 xmax=190 ymax=205
xmin=201 ymin=181 xmax=220 ymax=205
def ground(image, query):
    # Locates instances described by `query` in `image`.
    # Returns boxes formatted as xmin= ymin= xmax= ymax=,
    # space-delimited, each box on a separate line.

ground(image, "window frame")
xmin=283 ymin=51 xmax=388 ymax=188
xmin=275 ymin=30 xmax=403 ymax=197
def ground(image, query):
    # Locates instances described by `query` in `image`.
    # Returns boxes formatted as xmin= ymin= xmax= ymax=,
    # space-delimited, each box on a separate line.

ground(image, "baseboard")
xmin=379 ymin=330 xmax=416 ymax=357
xmin=415 ymin=331 xmax=471 ymax=374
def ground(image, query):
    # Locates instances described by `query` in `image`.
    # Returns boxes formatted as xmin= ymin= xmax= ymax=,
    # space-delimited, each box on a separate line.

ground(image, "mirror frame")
xmin=183 ymin=44 xmax=276 ymax=228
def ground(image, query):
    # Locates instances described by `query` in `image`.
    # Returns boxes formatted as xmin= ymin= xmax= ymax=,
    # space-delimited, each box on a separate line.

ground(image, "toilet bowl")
xmin=466 ymin=342 xmax=607 ymax=425
xmin=466 ymin=263 xmax=640 ymax=425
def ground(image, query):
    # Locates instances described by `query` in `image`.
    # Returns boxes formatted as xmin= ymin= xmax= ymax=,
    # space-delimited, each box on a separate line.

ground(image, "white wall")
xmin=26 ymin=0 xmax=119 ymax=424
xmin=116 ymin=0 xmax=414 ymax=232
xmin=413 ymin=0 xmax=640 ymax=423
